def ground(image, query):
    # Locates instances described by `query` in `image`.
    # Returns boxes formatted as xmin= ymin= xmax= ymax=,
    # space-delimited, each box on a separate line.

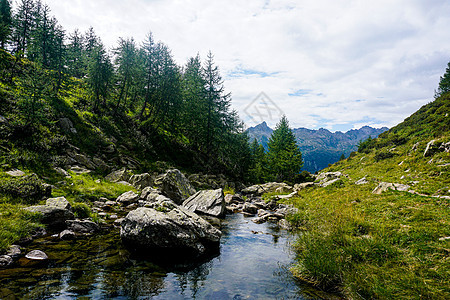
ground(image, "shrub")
xmin=71 ymin=202 xmax=91 ymax=218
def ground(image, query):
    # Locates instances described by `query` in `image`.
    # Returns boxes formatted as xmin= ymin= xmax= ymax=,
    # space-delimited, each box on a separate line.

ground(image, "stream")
xmin=0 ymin=213 xmax=336 ymax=299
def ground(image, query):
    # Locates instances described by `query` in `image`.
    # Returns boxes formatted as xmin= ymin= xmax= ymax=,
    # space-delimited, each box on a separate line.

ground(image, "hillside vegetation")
xmin=286 ymin=94 xmax=450 ymax=299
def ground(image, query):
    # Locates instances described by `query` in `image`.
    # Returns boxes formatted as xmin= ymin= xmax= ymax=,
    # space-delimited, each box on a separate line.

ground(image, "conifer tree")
xmin=435 ymin=61 xmax=450 ymax=98
xmin=267 ymin=116 xmax=303 ymax=182
xmin=0 ymin=0 xmax=12 ymax=49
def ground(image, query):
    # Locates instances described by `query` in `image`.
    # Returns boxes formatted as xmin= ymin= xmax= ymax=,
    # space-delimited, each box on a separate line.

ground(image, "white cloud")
xmin=39 ymin=0 xmax=450 ymax=131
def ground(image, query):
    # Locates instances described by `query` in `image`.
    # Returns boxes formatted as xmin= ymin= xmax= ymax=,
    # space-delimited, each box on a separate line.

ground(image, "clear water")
xmin=0 ymin=214 xmax=335 ymax=299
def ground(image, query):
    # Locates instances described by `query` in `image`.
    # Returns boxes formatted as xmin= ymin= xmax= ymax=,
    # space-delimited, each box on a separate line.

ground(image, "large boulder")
xmin=25 ymin=205 xmax=74 ymax=229
xmin=105 ymin=168 xmax=132 ymax=183
xmin=183 ymin=188 xmax=226 ymax=218
xmin=120 ymin=203 xmax=221 ymax=256
xmin=241 ymin=182 xmax=293 ymax=196
xmin=116 ymin=191 xmax=139 ymax=206
xmin=154 ymin=169 xmax=196 ymax=204
xmin=129 ymin=173 xmax=154 ymax=189
xmin=66 ymin=219 xmax=99 ymax=234
xmin=316 ymin=172 xmax=342 ymax=183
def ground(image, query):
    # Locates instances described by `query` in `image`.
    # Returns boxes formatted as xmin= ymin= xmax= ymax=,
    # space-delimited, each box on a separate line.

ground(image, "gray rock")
xmin=440 ymin=142 xmax=450 ymax=153
xmin=0 ymin=255 xmax=13 ymax=267
xmin=70 ymin=166 xmax=91 ymax=174
xmin=73 ymin=153 xmax=96 ymax=169
xmin=424 ymin=140 xmax=439 ymax=157
xmin=120 ymin=205 xmax=221 ymax=255
xmin=25 ymin=250 xmax=48 ymax=260
xmin=154 ymin=169 xmax=196 ymax=204
xmin=278 ymin=219 xmax=292 ymax=230
xmin=224 ymin=194 xmax=244 ymax=204
xmin=25 ymin=205 xmax=74 ymax=228
xmin=129 ymin=173 xmax=154 ymax=189
xmin=316 ymin=172 xmax=342 ymax=185
xmin=46 ymin=197 xmax=71 ymax=210
xmin=320 ymin=178 xmax=342 ymax=187
xmin=355 ymin=177 xmax=369 ymax=185
xmin=242 ymin=203 xmax=258 ymax=215
xmin=54 ymin=167 xmax=70 ymax=177
xmin=59 ymin=230 xmax=76 ymax=240
xmin=116 ymin=191 xmax=139 ymax=206
xmin=66 ymin=220 xmax=99 ymax=234
xmin=183 ymin=188 xmax=226 ymax=218
xmin=294 ymin=182 xmax=315 ymax=192
xmin=0 ymin=115 xmax=7 ymax=123
xmin=59 ymin=117 xmax=77 ymax=134
xmin=242 ymin=182 xmax=293 ymax=196
xmin=6 ymin=245 xmax=21 ymax=258
xmin=5 ymin=169 xmax=25 ymax=177
xmin=372 ymin=182 xmax=411 ymax=194
xmin=105 ymin=168 xmax=132 ymax=182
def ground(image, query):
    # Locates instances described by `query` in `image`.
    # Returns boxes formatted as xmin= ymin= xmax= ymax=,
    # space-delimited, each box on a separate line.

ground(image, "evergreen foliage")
xmin=266 ymin=116 xmax=303 ymax=183
xmin=435 ymin=61 xmax=450 ymax=98
xmin=0 ymin=0 xmax=12 ymax=48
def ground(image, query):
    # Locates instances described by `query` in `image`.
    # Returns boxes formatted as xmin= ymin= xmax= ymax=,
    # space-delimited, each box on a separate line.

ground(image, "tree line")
xmin=0 ymin=0 xmax=305 ymax=183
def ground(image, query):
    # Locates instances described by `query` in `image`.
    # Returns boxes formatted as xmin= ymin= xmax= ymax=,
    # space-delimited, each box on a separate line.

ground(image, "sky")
xmin=35 ymin=0 xmax=450 ymax=131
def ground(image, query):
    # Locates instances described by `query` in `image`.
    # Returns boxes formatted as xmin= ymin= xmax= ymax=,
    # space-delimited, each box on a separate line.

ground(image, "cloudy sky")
xmin=38 ymin=0 xmax=450 ymax=131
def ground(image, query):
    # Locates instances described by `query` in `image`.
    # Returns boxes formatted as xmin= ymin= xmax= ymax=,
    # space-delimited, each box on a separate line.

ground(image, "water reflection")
xmin=0 ymin=213 xmax=335 ymax=299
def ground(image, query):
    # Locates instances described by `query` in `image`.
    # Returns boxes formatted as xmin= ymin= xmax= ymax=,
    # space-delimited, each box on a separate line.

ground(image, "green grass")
xmin=286 ymin=105 xmax=450 ymax=299
xmin=0 ymin=203 xmax=43 ymax=252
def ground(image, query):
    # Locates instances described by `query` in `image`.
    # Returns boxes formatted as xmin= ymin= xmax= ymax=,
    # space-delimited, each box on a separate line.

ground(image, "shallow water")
xmin=0 ymin=214 xmax=335 ymax=299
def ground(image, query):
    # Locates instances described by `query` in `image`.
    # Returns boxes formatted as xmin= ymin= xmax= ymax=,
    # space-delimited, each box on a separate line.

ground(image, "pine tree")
xmin=249 ymin=138 xmax=268 ymax=183
xmin=12 ymin=0 xmax=35 ymax=55
xmin=87 ymin=42 xmax=113 ymax=111
xmin=66 ymin=29 xmax=85 ymax=78
xmin=267 ymin=116 xmax=303 ymax=182
xmin=435 ymin=61 xmax=450 ymax=98
xmin=0 ymin=0 xmax=12 ymax=49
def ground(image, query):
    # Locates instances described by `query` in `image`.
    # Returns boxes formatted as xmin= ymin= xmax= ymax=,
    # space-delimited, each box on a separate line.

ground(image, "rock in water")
xmin=120 ymin=204 xmax=221 ymax=256
xmin=25 ymin=250 xmax=48 ymax=260
xmin=0 ymin=255 xmax=13 ymax=267
xmin=241 ymin=182 xmax=293 ymax=196
xmin=154 ymin=169 xmax=196 ymax=204
xmin=66 ymin=220 xmax=99 ymax=234
xmin=183 ymin=188 xmax=226 ymax=218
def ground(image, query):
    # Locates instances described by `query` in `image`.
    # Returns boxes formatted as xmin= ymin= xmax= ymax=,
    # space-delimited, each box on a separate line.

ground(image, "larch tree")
xmin=435 ymin=61 xmax=450 ymax=99
xmin=0 ymin=0 xmax=12 ymax=49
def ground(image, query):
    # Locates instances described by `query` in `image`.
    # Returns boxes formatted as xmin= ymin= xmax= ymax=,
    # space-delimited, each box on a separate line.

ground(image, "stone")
xmin=116 ymin=191 xmax=139 ymax=206
xmin=120 ymin=205 xmax=221 ymax=256
xmin=59 ymin=117 xmax=77 ymax=134
xmin=70 ymin=166 xmax=91 ymax=174
xmin=316 ymin=172 xmax=342 ymax=184
xmin=5 ymin=169 xmax=25 ymax=177
xmin=183 ymin=188 xmax=226 ymax=218
xmin=54 ymin=167 xmax=70 ymax=177
xmin=6 ymin=245 xmax=21 ymax=258
xmin=320 ymin=178 xmax=341 ymax=187
xmin=372 ymin=182 xmax=411 ymax=194
xmin=274 ymin=191 xmax=298 ymax=200
xmin=242 ymin=203 xmax=258 ymax=215
xmin=59 ymin=230 xmax=76 ymax=240
xmin=92 ymin=157 xmax=109 ymax=171
xmin=25 ymin=250 xmax=48 ymax=260
xmin=105 ymin=144 xmax=115 ymax=153
xmin=0 ymin=255 xmax=13 ymax=267
xmin=410 ymin=142 xmax=420 ymax=152
xmin=293 ymin=182 xmax=315 ymax=192
xmin=224 ymin=194 xmax=244 ymax=204
xmin=46 ymin=197 xmax=71 ymax=210
xmin=355 ymin=177 xmax=369 ymax=185
xmin=241 ymin=182 xmax=293 ymax=196
xmin=73 ymin=153 xmax=96 ymax=169
xmin=105 ymin=168 xmax=132 ymax=182
xmin=66 ymin=220 xmax=99 ymax=234
xmin=278 ymin=219 xmax=292 ymax=230
xmin=0 ymin=115 xmax=7 ymax=123
xmin=129 ymin=173 xmax=154 ymax=189
xmin=154 ymin=169 xmax=196 ymax=204
xmin=25 ymin=205 xmax=74 ymax=228
xmin=424 ymin=140 xmax=439 ymax=157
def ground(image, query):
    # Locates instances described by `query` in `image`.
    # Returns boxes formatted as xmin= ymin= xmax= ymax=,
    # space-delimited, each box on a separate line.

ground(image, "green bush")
xmin=71 ymin=202 xmax=91 ymax=218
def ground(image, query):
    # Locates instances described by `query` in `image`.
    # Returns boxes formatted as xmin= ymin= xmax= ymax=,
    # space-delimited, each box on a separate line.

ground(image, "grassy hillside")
xmin=286 ymin=95 xmax=450 ymax=299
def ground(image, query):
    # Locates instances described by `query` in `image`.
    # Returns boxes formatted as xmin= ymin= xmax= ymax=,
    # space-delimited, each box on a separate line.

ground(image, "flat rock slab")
xmin=183 ymin=188 xmax=226 ymax=218
xmin=46 ymin=197 xmax=71 ymax=210
xmin=6 ymin=169 xmax=25 ymax=177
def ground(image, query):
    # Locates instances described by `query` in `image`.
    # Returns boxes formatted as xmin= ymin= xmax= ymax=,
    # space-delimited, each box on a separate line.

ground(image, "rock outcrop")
xmin=372 ymin=182 xmax=411 ymax=194
xmin=120 ymin=202 xmax=221 ymax=256
xmin=182 ymin=188 xmax=226 ymax=218
xmin=25 ymin=205 xmax=74 ymax=229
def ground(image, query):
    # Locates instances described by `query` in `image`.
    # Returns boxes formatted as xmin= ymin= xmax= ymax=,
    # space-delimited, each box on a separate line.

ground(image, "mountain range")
xmin=247 ymin=122 xmax=388 ymax=173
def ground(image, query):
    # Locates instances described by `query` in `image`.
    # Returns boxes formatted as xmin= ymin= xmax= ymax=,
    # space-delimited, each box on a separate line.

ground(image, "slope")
xmin=284 ymin=94 xmax=450 ymax=299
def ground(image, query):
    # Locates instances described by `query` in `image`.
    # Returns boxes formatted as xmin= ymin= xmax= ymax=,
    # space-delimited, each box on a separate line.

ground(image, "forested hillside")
xmin=0 ymin=0 xmax=252 ymax=180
